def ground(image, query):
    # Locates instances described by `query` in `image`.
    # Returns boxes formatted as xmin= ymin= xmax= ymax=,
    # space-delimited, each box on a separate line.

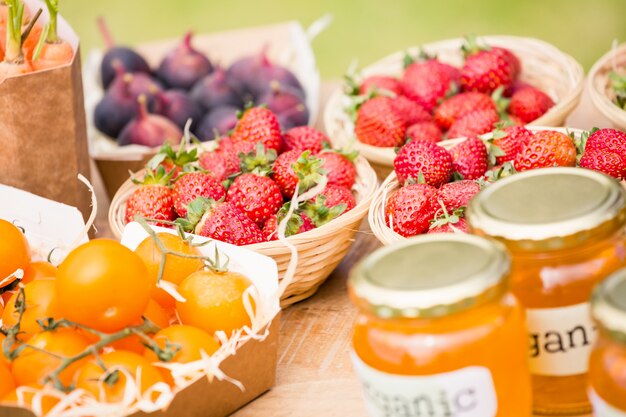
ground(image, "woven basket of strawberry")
xmin=108 ymin=107 xmax=377 ymax=307
xmin=588 ymin=42 xmax=626 ymax=131
xmin=369 ymin=126 xmax=626 ymax=245
xmin=324 ymin=35 xmax=584 ymax=179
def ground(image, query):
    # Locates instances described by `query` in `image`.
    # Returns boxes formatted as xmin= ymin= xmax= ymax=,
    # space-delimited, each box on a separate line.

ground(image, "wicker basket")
xmin=109 ymin=156 xmax=378 ymax=307
xmin=369 ymin=126 xmax=584 ymax=246
xmin=324 ymin=35 xmax=585 ymax=179
xmin=588 ymin=42 xmax=626 ymax=131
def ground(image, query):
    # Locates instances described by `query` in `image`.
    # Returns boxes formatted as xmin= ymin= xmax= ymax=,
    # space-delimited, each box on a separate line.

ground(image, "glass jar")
xmin=467 ymin=167 xmax=626 ymax=415
xmin=349 ymin=234 xmax=532 ymax=417
xmin=589 ymin=268 xmax=626 ymax=416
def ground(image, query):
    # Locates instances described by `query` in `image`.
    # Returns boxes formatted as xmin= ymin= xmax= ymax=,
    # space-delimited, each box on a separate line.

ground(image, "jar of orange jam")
xmin=467 ymin=167 xmax=626 ymax=415
xmin=588 ymin=268 xmax=626 ymax=416
xmin=349 ymin=234 xmax=532 ymax=417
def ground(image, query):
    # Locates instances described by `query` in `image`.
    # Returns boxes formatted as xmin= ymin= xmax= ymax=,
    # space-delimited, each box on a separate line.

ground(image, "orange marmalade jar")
xmin=349 ymin=234 xmax=532 ymax=417
xmin=468 ymin=167 xmax=626 ymax=415
xmin=588 ymin=268 xmax=626 ymax=416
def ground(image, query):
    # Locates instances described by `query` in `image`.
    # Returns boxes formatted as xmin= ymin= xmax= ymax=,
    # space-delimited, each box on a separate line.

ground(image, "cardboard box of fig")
xmin=85 ymin=20 xmax=321 ymax=198
xmin=0 ymin=0 xmax=91 ymax=219
xmin=0 ymin=187 xmax=281 ymax=417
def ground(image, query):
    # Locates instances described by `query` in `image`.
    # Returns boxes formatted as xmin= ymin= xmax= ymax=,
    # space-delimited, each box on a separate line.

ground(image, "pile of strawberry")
xmin=385 ymin=126 xmax=626 ymax=237
xmin=123 ymin=106 xmax=359 ymax=245
xmin=349 ymin=37 xmax=555 ymax=147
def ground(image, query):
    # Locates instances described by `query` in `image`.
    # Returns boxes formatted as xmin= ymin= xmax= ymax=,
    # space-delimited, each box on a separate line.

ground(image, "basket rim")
xmin=587 ymin=42 xmax=626 ymax=129
xmin=368 ymin=125 xmax=587 ymax=246
xmin=323 ymin=34 xmax=585 ymax=167
xmin=108 ymin=155 xmax=379 ymax=245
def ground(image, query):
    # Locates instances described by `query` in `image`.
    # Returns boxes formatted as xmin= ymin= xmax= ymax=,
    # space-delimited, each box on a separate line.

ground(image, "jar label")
xmin=589 ymin=389 xmax=626 ymax=416
xmin=351 ymin=352 xmax=498 ymax=417
xmin=526 ymin=302 xmax=597 ymax=376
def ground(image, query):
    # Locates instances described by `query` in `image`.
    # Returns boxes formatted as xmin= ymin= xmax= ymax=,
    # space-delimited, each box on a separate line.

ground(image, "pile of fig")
xmin=93 ymin=23 xmax=309 ymax=148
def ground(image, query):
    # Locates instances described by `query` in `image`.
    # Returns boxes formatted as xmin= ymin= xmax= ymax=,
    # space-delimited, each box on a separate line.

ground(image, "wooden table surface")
xmin=92 ymin=82 xmax=608 ymax=417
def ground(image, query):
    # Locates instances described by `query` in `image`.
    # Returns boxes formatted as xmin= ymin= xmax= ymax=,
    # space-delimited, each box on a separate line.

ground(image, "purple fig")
xmin=156 ymin=32 xmax=213 ymax=90
xmin=227 ymin=49 xmax=304 ymax=99
xmin=98 ymin=17 xmax=151 ymax=89
xmin=154 ymin=90 xmax=203 ymax=131
xmin=257 ymin=85 xmax=309 ymax=129
xmin=94 ymin=76 xmax=139 ymax=138
xmin=190 ymin=67 xmax=243 ymax=111
xmin=196 ymin=106 xmax=239 ymax=141
xmin=101 ymin=48 xmax=151 ymax=89
xmin=107 ymin=61 xmax=162 ymax=106
xmin=118 ymin=96 xmax=183 ymax=147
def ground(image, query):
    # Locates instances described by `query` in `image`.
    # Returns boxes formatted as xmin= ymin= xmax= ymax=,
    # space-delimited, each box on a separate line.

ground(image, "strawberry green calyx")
xmin=292 ymin=150 xmax=326 ymax=194
xmin=275 ymin=203 xmax=306 ymax=237
xmin=303 ymin=195 xmax=346 ymax=227
xmin=491 ymin=86 xmax=510 ymax=115
xmin=319 ymin=147 xmax=359 ymax=162
xmin=402 ymin=48 xmax=434 ymax=69
xmin=239 ymin=143 xmax=276 ymax=176
xmin=609 ymin=72 xmax=626 ymax=110
xmin=430 ymin=201 xmax=464 ymax=230
xmin=343 ymin=73 xmax=361 ymax=96
xmin=175 ymin=196 xmax=216 ymax=233
xmin=131 ymin=166 xmax=174 ymax=186
xmin=148 ymin=143 xmax=199 ymax=171
xmin=461 ymin=34 xmax=490 ymax=58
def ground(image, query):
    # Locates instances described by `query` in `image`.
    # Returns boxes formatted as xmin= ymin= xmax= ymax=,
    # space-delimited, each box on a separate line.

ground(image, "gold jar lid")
xmin=591 ymin=268 xmax=626 ymax=342
xmin=349 ymin=234 xmax=510 ymax=319
xmin=467 ymin=167 xmax=626 ymax=252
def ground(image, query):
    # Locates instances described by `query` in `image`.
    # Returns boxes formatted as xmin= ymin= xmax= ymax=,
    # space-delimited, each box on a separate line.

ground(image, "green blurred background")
xmin=63 ymin=0 xmax=626 ymax=78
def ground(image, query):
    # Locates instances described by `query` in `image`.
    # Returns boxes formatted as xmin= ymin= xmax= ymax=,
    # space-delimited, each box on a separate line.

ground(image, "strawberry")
xmin=312 ymin=184 xmax=356 ymax=212
xmin=579 ymin=150 xmax=626 ymax=179
xmin=226 ymin=173 xmax=283 ymax=226
xmin=147 ymin=143 xmax=198 ymax=180
xmin=303 ymin=185 xmax=356 ymax=227
xmin=390 ymin=96 xmax=432 ymax=125
xmin=394 ymin=139 xmax=453 ymax=186
xmin=198 ymin=150 xmax=240 ymax=182
xmin=406 ymin=121 xmax=443 ymax=143
xmin=272 ymin=150 xmax=325 ymax=199
xmin=385 ymin=183 xmax=439 ymax=237
xmin=447 ymin=108 xmax=500 ymax=139
xmin=125 ymin=167 xmax=176 ymax=226
xmin=283 ymin=126 xmax=329 ymax=154
xmin=177 ymin=198 xmax=264 ymax=246
xmin=460 ymin=39 xmax=517 ymax=94
xmin=359 ymin=75 xmax=402 ymax=96
xmin=355 ymin=96 xmax=407 ymax=147
xmin=263 ymin=208 xmax=316 ymax=241
xmin=172 ymin=171 xmax=227 ymax=217
xmin=582 ymin=128 xmax=626 ymax=159
xmin=514 ymin=130 xmax=577 ymax=171
xmin=401 ymin=60 xmax=456 ymax=111
xmin=437 ymin=180 xmax=481 ymax=211
xmin=434 ymin=92 xmax=496 ymax=131
xmin=490 ymin=125 xmax=534 ymax=165
xmin=449 ymin=136 xmax=489 ymax=180
xmin=318 ymin=150 xmax=357 ymax=189
xmin=428 ymin=217 xmax=469 ymax=234
xmin=491 ymin=47 xmax=521 ymax=78
xmin=508 ymin=86 xmax=554 ymax=123
xmin=217 ymin=136 xmax=256 ymax=155
xmin=304 ymin=184 xmax=356 ymax=227
xmin=226 ymin=145 xmax=283 ymax=225
xmin=230 ymin=107 xmax=282 ymax=153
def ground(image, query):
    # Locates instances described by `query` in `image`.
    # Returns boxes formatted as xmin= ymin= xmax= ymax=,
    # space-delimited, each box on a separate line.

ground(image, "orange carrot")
xmin=30 ymin=0 xmax=72 ymax=71
xmin=0 ymin=0 xmax=40 ymax=81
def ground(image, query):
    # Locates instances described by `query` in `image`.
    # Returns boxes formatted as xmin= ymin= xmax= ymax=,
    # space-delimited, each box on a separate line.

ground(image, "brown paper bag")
xmin=0 ymin=0 xmax=91 ymax=219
